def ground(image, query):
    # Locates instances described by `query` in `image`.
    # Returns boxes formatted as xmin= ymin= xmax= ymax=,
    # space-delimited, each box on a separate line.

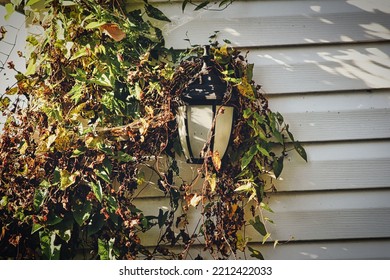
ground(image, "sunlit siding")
xmin=0 ymin=7 xmax=27 ymax=128
xmin=132 ymin=0 xmax=390 ymax=259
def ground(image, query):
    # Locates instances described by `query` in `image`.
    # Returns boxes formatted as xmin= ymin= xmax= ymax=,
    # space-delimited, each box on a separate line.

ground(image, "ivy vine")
xmin=0 ymin=0 xmax=306 ymax=260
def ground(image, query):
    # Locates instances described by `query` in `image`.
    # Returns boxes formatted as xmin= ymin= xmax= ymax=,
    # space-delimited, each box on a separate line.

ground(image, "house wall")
xmin=0 ymin=6 xmax=27 ymax=129
xmin=132 ymin=0 xmax=390 ymax=259
xmin=2 ymin=1 xmax=390 ymax=260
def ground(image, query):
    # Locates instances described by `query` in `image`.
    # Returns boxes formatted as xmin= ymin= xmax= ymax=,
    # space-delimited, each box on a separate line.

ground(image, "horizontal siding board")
xmin=246 ymin=43 xmax=390 ymax=94
xmin=268 ymin=89 xmax=390 ymax=141
xmin=259 ymin=189 xmax=390 ymax=241
xmin=135 ymin=189 xmax=390 ymax=246
xmin=254 ymin=239 xmax=390 ymax=260
xmin=281 ymin=108 xmax=390 ymax=142
xmin=268 ymin=89 xmax=390 ymax=113
xmin=276 ymin=141 xmax=390 ymax=191
xmin=134 ymin=141 xmax=390 ymax=196
xmin=148 ymin=0 xmax=390 ymax=48
xmin=173 ymin=239 xmax=390 ymax=259
xmin=269 ymin=90 xmax=390 ymax=142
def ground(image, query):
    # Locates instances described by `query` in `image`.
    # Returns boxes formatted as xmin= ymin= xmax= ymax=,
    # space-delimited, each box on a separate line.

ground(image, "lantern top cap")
xmin=181 ymin=45 xmax=233 ymax=104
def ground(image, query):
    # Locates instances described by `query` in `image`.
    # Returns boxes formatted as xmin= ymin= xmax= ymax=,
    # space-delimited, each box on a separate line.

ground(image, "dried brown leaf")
xmin=101 ymin=23 xmax=126 ymax=42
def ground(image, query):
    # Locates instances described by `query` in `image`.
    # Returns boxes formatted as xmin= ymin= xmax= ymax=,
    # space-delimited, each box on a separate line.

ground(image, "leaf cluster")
xmin=0 ymin=0 xmax=177 ymax=260
xmin=0 ymin=0 xmax=305 ymax=260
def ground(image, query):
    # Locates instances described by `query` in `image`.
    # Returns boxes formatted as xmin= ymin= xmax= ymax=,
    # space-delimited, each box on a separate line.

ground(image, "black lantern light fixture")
xmin=177 ymin=45 xmax=237 ymax=164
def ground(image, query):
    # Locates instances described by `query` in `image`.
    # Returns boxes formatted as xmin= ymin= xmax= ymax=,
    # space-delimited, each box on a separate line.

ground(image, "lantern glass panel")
xmin=177 ymin=104 xmax=234 ymax=163
xmin=177 ymin=106 xmax=190 ymax=159
xmin=187 ymin=105 xmax=213 ymax=159
xmin=214 ymin=105 xmax=234 ymax=158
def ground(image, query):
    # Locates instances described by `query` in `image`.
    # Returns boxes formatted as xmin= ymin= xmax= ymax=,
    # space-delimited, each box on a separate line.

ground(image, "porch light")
xmin=177 ymin=45 xmax=236 ymax=164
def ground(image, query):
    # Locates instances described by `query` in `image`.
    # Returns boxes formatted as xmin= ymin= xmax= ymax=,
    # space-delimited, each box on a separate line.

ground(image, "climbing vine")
xmin=0 ymin=0 xmax=305 ymax=260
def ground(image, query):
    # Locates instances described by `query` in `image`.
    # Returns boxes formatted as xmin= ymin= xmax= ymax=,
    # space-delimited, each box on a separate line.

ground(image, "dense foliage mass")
xmin=0 ymin=0 xmax=305 ymax=259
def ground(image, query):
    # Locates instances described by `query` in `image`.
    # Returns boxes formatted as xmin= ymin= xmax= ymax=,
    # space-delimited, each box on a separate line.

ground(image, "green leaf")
xmin=53 ymin=214 xmax=73 ymax=242
xmin=257 ymin=144 xmax=270 ymax=157
xmin=234 ymin=182 xmax=253 ymax=192
xmin=294 ymin=141 xmax=307 ymax=162
xmin=87 ymin=213 xmax=105 ymax=236
xmin=0 ymin=196 xmax=8 ymax=209
xmin=46 ymin=212 xmax=62 ymax=226
xmin=273 ymin=156 xmax=284 ymax=178
xmin=4 ymin=3 xmax=15 ymax=21
xmin=90 ymin=181 xmax=103 ymax=203
xmin=106 ymin=195 xmax=117 ymax=213
xmin=72 ymin=200 xmax=92 ymax=226
xmin=70 ymin=47 xmax=89 ymax=61
xmin=26 ymin=35 xmax=39 ymax=46
xmin=102 ymin=158 xmax=112 ymax=175
xmin=60 ymin=169 xmax=80 ymax=190
xmin=24 ymin=59 xmax=37 ymax=76
xmin=242 ymin=108 xmax=252 ymax=119
xmin=219 ymin=0 xmax=232 ymax=8
xmin=247 ymin=246 xmax=264 ymax=260
xmin=145 ymin=4 xmax=171 ymax=22
xmin=182 ymin=0 xmax=189 ymax=11
xmin=26 ymin=0 xmax=41 ymax=6
xmin=115 ymin=151 xmax=135 ymax=163
xmin=260 ymin=202 xmax=274 ymax=213
xmin=71 ymin=146 xmax=86 ymax=157
xmin=95 ymin=168 xmax=110 ymax=184
xmin=61 ymin=1 xmax=77 ymax=6
xmin=39 ymin=179 xmax=51 ymax=188
xmin=275 ymin=112 xmax=284 ymax=125
xmin=85 ymin=21 xmax=106 ymax=29
xmin=253 ymin=112 xmax=265 ymax=124
xmin=0 ymin=97 xmax=11 ymax=111
xmin=98 ymin=238 xmax=116 ymax=260
xmin=157 ymin=208 xmax=168 ymax=228
xmin=39 ymin=230 xmax=61 ymax=260
xmin=246 ymin=63 xmax=254 ymax=81
xmin=31 ymin=222 xmax=44 ymax=234
xmin=250 ymin=216 xmax=267 ymax=236
xmin=89 ymin=73 xmax=112 ymax=87
xmin=52 ymin=168 xmax=61 ymax=185
xmin=34 ymin=188 xmax=48 ymax=211
xmin=241 ymin=145 xmax=258 ymax=170
xmin=195 ymin=1 xmax=210 ymax=10
xmin=286 ymin=124 xmax=295 ymax=142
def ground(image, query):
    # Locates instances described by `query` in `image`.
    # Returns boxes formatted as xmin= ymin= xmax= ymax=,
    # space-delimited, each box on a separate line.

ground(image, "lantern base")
xmin=185 ymin=158 xmax=205 ymax=164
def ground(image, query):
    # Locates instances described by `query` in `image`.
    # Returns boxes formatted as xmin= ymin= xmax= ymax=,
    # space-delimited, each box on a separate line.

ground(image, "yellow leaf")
xmin=237 ymin=77 xmax=254 ymax=97
xmin=46 ymin=134 xmax=57 ymax=149
xmin=54 ymin=126 xmax=71 ymax=151
xmin=262 ymin=232 xmax=271 ymax=244
xmin=207 ymin=173 xmax=217 ymax=193
xmin=19 ymin=141 xmax=28 ymax=155
xmin=236 ymin=232 xmax=250 ymax=252
xmin=234 ymin=182 xmax=253 ymax=192
xmin=219 ymin=44 xmax=228 ymax=56
xmin=85 ymin=135 xmax=103 ymax=149
xmin=190 ymin=194 xmax=203 ymax=207
xmin=212 ymin=151 xmax=221 ymax=172
xmin=60 ymin=169 xmax=80 ymax=190
xmin=5 ymin=87 xmax=18 ymax=95
xmin=69 ymin=102 xmax=86 ymax=120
